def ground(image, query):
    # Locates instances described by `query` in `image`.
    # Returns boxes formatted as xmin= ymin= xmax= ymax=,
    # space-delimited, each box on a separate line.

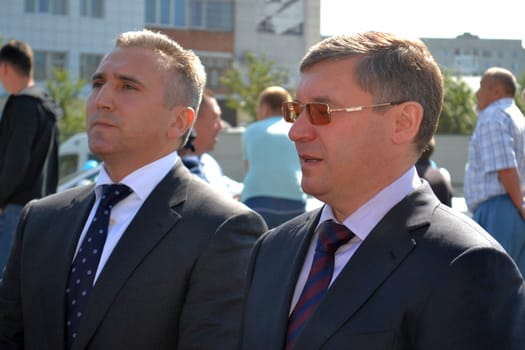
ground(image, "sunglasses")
xmin=281 ymin=100 xmax=405 ymax=125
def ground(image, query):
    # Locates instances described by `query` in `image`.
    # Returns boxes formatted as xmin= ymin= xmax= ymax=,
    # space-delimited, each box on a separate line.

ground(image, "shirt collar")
xmin=96 ymin=151 xmax=179 ymax=201
xmin=319 ymin=166 xmax=421 ymax=241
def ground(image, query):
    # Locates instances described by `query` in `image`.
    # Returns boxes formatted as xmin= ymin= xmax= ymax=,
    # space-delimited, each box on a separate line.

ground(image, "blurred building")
xmin=0 ymin=0 xmax=322 ymax=125
xmin=422 ymin=33 xmax=525 ymax=77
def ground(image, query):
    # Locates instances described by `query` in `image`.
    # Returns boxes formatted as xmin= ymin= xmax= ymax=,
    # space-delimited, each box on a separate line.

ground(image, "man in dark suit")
xmin=0 ymin=29 xmax=267 ymax=350
xmin=240 ymin=32 xmax=525 ymax=349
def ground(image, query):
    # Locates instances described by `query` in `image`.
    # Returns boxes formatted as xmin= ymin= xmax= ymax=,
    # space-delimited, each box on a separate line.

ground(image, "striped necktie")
xmin=285 ymin=220 xmax=355 ymax=350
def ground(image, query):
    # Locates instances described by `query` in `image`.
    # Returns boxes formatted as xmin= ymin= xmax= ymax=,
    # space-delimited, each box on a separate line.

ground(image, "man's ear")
xmin=168 ymin=106 xmax=195 ymax=139
xmin=391 ymin=102 xmax=423 ymax=145
xmin=491 ymin=81 xmax=507 ymax=99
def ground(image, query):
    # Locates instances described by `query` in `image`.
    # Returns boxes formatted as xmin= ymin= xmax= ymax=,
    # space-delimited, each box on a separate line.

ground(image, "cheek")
xmin=332 ymin=120 xmax=383 ymax=160
xmin=86 ymin=95 xmax=96 ymax=114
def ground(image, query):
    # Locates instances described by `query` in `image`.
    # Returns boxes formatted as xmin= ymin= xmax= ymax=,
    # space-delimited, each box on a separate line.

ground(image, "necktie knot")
xmin=316 ymin=220 xmax=355 ymax=254
xmin=100 ymin=184 xmax=132 ymax=208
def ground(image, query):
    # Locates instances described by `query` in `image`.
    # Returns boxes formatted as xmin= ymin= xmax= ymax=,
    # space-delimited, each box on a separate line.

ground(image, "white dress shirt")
xmin=74 ymin=151 xmax=179 ymax=283
xmin=290 ymin=166 xmax=421 ymax=312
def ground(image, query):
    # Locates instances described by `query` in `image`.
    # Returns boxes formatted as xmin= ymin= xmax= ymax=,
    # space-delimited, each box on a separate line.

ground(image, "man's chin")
xmin=301 ymin=180 xmax=326 ymax=199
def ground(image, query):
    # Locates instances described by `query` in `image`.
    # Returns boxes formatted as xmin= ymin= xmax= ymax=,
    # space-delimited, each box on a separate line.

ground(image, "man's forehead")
xmin=94 ymin=47 xmax=160 ymax=81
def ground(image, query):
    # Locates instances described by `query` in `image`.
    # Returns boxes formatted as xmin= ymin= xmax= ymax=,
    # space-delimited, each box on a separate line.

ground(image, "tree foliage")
xmin=516 ymin=72 xmax=525 ymax=113
xmin=220 ymin=51 xmax=288 ymax=123
xmin=45 ymin=68 xmax=86 ymax=142
xmin=437 ymin=71 xmax=477 ymax=135
xmin=438 ymin=70 xmax=525 ymax=135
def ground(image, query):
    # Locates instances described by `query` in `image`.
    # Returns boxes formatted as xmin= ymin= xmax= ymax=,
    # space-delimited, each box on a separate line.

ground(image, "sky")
xmin=320 ymin=0 xmax=524 ymax=45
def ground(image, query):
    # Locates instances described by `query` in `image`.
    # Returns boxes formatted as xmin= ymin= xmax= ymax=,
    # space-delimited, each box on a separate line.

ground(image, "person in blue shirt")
xmin=241 ymin=86 xmax=306 ymax=228
xmin=464 ymin=67 xmax=525 ymax=275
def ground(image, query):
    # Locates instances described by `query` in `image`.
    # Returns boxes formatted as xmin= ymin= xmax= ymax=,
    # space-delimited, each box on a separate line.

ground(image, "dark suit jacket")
xmin=240 ymin=183 xmax=525 ymax=350
xmin=0 ymin=162 xmax=267 ymax=350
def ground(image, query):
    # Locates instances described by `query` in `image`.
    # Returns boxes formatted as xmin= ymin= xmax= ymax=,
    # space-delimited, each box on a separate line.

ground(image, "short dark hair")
xmin=196 ymin=88 xmax=219 ymax=119
xmin=0 ymin=40 xmax=34 ymax=77
xmin=258 ymin=86 xmax=291 ymax=114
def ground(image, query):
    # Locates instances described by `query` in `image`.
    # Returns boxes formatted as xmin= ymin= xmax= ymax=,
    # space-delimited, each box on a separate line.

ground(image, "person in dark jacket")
xmin=0 ymin=40 xmax=61 ymax=274
xmin=415 ymin=137 xmax=453 ymax=206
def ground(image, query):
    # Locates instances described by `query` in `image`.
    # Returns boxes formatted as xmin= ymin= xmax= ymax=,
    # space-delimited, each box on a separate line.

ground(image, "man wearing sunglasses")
xmin=240 ymin=32 xmax=525 ymax=350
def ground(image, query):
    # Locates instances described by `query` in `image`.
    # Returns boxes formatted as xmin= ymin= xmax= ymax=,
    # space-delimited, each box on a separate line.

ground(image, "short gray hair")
xmin=116 ymin=29 xmax=206 ymax=112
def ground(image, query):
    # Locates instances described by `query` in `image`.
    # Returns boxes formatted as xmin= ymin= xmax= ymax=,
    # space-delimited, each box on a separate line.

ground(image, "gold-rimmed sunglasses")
xmin=281 ymin=100 xmax=405 ymax=125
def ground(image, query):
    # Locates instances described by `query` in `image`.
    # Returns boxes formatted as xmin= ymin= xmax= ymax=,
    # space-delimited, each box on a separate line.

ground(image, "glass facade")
xmin=81 ymin=0 xmax=104 ymax=18
xmin=34 ymin=51 xmax=67 ymax=81
xmin=145 ymin=0 xmax=232 ymax=31
xmin=25 ymin=0 xmax=68 ymax=15
xmin=80 ymin=54 xmax=103 ymax=81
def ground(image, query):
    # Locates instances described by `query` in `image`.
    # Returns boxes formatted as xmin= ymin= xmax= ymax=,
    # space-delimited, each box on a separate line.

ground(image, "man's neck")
xmin=12 ymin=78 xmax=34 ymax=94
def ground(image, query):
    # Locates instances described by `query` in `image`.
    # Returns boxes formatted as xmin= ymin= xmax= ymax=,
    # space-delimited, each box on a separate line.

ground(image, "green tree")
xmin=220 ymin=51 xmax=289 ymax=124
xmin=516 ymin=72 xmax=525 ymax=113
xmin=45 ymin=68 xmax=86 ymax=142
xmin=437 ymin=71 xmax=477 ymax=135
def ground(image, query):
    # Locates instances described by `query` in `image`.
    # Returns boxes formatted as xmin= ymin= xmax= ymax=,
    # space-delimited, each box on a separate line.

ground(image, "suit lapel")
xmin=271 ymin=211 xmax=322 ymax=346
xmin=39 ymin=186 xmax=95 ymax=350
xmin=73 ymin=165 xmax=188 ymax=350
xmin=293 ymin=184 xmax=437 ymax=349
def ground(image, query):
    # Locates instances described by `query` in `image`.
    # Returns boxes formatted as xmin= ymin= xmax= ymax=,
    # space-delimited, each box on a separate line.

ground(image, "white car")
xmin=57 ymin=164 xmax=102 ymax=192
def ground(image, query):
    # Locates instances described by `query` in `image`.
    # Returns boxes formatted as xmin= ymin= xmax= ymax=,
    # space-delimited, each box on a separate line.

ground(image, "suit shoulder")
xmin=26 ymin=185 xmax=93 ymax=210
xmin=423 ymin=204 xmax=506 ymax=252
xmin=257 ymin=210 xmax=318 ymax=244
xmin=182 ymin=177 xmax=266 ymax=229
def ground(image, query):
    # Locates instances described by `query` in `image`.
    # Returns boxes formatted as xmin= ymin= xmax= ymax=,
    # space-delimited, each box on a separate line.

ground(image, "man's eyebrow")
xmin=115 ymin=73 xmax=145 ymax=88
xmin=91 ymin=72 xmax=105 ymax=81
xmin=91 ymin=72 xmax=146 ymax=88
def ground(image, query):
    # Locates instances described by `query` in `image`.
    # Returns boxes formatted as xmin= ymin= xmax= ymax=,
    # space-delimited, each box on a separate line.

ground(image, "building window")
xmin=145 ymin=0 xmax=156 ymax=23
xmin=200 ymin=56 xmax=232 ymax=89
xmin=80 ymin=54 xmax=103 ymax=81
xmin=81 ymin=0 xmax=104 ymax=18
xmin=174 ymin=0 xmax=186 ymax=26
xmin=144 ymin=0 xmax=232 ymax=31
xmin=256 ymin=0 xmax=303 ymax=35
xmin=34 ymin=51 xmax=67 ymax=81
xmin=204 ymin=0 xmax=232 ymax=30
xmin=25 ymin=0 xmax=68 ymax=15
xmin=161 ymin=0 xmax=171 ymax=24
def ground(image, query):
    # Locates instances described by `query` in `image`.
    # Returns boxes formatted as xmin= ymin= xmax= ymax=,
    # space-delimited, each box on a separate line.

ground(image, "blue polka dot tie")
xmin=285 ymin=220 xmax=354 ymax=350
xmin=65 ymin=184 xmax=132 ymax=349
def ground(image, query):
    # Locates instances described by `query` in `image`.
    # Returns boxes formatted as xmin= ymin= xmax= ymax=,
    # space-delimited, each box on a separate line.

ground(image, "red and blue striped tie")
xmin=285 ymin=220 xmax=354 ymax=350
